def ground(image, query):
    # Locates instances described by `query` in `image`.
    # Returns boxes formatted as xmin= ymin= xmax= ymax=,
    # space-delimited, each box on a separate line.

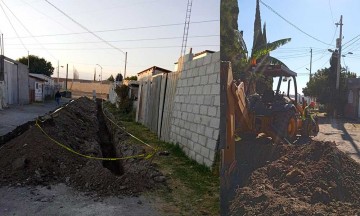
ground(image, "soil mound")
xmin=0 ymin=97 xmax=164 ymax=196
xmin=230 ymin=140 xmax=360 ymax=215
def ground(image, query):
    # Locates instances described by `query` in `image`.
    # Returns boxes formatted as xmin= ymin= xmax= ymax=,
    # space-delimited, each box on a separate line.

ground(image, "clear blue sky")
xmin=0 ymin=0 xmax=219 ymax=80
xmin=238 ymin=0 xmax=360 ymax=95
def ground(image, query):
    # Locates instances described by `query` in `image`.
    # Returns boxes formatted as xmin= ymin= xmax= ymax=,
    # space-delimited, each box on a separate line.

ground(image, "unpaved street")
xmin=314 ymin=116 xmax=360 ymax=164
xmin=0 ymin=184 xmax=157 ymax=216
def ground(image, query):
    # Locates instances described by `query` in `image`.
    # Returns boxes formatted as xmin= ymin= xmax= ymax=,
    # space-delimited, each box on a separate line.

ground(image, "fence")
xmin=136 ymin=51 xmax=220 ymax=168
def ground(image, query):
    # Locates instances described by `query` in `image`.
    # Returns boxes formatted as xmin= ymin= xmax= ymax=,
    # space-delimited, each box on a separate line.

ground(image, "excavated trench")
xmin=96 ymin=99 xmax=124 ymax=176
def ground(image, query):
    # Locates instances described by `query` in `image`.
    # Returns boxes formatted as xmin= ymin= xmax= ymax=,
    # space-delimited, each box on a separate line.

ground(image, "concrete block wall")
xmin=170 ymin=51 xmax=220 ymax=167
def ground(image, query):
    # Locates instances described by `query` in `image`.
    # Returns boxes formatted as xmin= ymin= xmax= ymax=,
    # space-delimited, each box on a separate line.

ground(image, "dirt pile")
xmin=230 ymin=140 xmax=360 ymax=215
xmin=0 ymin=97 xmax=164 ymax=196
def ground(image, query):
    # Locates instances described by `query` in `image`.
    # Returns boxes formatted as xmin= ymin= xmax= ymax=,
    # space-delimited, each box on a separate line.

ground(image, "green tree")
xmin=252 ymin=0 xmax=265 ymax=55
xmin=115 ymin=73 xmax=123 ymax=82
xmin=221 ymin=0 xmax=247 ymax=80
xmin=17 ymin=55 xmax=54 ymax=76
xmin=114 ymin=85 xmax=133 ymax=113
xmin=221 ymin=0 xmax=290 ymax=84
xmin=107 ymin=75 xmax=115 ymax=82
xmin=124 ymin=76 xmax=137 ymax=81
xmin=303 ymin=65 xmax=357 ymax=114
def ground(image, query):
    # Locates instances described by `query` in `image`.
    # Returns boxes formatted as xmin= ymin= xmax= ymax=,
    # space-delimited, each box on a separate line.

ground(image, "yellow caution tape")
xmin=101 ymin=101 xmax=157 ymax=150
xmin=35 ymin=119 xmax=157 ymax=161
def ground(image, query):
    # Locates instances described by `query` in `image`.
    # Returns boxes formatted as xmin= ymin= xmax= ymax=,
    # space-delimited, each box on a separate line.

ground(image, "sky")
xmin=0 ymin=0 xmax=219 ymax=80
xmin=238 ymin=0 xmax=360 ymax=95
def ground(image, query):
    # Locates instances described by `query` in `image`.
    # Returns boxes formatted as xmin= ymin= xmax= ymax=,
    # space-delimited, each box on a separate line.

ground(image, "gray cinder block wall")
xmin=136 ymin=51 xmax=220 ymax=168
xmin=169 ymin=51 xmax=220 ymax=167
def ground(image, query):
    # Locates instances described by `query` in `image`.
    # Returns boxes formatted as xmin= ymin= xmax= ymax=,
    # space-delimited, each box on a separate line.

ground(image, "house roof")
xmin=137 ymin=66 xmax=172 ymax=76
xmin=29 ymin=73 xmax=52 ymax=81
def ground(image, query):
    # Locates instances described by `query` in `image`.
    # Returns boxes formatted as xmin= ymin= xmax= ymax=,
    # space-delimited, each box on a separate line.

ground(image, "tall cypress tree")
xmin=252 ymin=0 xmax=264 ymax=56
xmin=263 ymin=22 xmax=267 ymax=44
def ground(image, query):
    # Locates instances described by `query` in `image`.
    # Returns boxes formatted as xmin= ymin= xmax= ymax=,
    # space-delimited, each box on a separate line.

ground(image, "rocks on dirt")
xmin=0 ymin=97 xmax=165 ymax=197
xmin=230 ymin=140 xmax=360 ymax=216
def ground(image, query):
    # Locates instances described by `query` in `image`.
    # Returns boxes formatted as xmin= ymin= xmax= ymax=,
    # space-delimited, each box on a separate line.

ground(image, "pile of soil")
xmin=0 ymin=97 xmax=164 ymax=196
xmin=230 ymin=140 xmax=360 ymax=215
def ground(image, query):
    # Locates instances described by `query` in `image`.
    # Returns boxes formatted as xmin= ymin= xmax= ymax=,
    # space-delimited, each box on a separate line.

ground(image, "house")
xmin=0 ymin=55 xmax=30 ymax=107
xmin=137 ymin=66 xmax=172 ymax=81
xmin=344 ymin=78 xmax=360 ymax=119
xmin=29 ymin=73 xmax=55 ymax=102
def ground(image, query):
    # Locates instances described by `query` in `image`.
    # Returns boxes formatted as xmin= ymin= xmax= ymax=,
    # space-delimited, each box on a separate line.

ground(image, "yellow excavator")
xmin=227 ymin=64 xmax=319 ymax=144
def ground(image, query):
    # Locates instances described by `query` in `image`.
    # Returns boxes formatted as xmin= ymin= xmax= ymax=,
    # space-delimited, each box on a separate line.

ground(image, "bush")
xmin=115 ymin=85 xmax=133 ymax=114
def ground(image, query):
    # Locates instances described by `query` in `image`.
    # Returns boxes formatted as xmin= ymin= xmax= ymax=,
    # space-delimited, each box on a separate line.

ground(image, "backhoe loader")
xmin=229 ymin=64 xmax=319 ymax=143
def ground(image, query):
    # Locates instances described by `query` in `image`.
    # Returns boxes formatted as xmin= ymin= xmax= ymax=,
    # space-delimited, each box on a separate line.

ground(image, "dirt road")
xmin=0 ymin=184 xmax=157 ymax=216
xmin=314 ymin=116 xmax=360 ymax=164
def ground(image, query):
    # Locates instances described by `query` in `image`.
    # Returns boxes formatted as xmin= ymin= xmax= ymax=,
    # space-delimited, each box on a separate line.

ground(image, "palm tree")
xmin=237 ymin=32 xmax=291 ymax=94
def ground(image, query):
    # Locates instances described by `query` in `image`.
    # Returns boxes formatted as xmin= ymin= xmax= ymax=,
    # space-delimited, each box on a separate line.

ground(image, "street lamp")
xmin=96 ymin=64 xmax=103 ymax=83
xmin=341 ymin=52 xmax=353 ymax=57
xmin=341 ymin=52 xmax=353 ymax=73
xmin=56 ymin=65 xmax=64 ymax=84
xmin=306 ymin=68 xmax=312 ymax=81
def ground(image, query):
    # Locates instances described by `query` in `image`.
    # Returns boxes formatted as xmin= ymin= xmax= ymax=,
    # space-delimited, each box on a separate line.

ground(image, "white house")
xmin=29 ymin=73 xmax=55 ymax=102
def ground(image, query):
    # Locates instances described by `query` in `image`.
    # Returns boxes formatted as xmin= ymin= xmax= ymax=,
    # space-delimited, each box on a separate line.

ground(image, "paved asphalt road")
xmin=0 ymin=98 xmax=70 ymax=136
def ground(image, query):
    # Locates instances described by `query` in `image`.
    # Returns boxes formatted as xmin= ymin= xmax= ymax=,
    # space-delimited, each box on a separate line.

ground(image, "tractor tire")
xmin=273 ymin=109 xmax=298 ymax=143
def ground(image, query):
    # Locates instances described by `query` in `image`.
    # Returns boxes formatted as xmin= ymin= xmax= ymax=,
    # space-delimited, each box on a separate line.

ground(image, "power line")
xmin=4 ymin=20 xmax=219 ymax=39
xmin=342 ymin=35 xmax=360 ymax=52
xmin=1 ymin=0 xmax=57 ymax=60
xmin=0 ymin=1 xmax=27 ymax=51
xmin=6 ymin=34 xmax=219 ymax=46
xmin=8 ymin=45 xmax=219 ymax=51
xmin=342 ymin=34 xmax=360 ymax=47
xmin=45 ymin=0 xmax=126 ymax=55
xmin=260 ymin=0 xmax=332 ymax=46
xmin=289 ymin=27 xmax=338 ymax=71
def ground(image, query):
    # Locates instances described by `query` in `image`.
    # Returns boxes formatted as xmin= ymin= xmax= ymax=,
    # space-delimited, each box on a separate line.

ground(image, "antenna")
xmin=180 ymin=0 xmax=193 ymax=58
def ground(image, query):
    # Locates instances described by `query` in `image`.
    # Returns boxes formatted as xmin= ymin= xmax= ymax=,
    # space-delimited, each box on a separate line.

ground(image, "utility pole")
xmin=333 ymin=15 xmax=343 ymax=118
xmin=335 ymin=15 xmax=343 ymax=90
xmin=57 ymin=60 xmax=59 ymax=84
xmin=65 ymin=64 xmax=68 ymax=91
xmin=309 ymin=48 xmax=312 ymax=81
xmin=124 ymin=52 xmax=127 ymax=79
xmin=0 ymin=34 xmax=4 ymax=81
xmin=27 ymin=51 xmax=30 ymax=69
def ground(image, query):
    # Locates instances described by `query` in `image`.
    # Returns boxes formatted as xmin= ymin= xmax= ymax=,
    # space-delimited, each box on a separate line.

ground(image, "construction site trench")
xmin=96 ymin=99 xmax=123 ymax=176
xmin=0 ymin=97 xmax=164 ymax=197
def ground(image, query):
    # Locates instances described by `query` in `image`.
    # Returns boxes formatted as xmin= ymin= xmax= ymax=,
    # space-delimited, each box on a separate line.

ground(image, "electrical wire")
xmin=45 ymin=0 xmax=126 ymax=55
xmin=342 ymin=34 xmax=360 ymax=47
xmin=260 ymin=0 xmax=332 ymax=46
xmin=0 ymin=1 xmax=27 ymax=52
xmin=8 ymin=44 xmax=219 ymax=50
xmin=1 ymin=0 xmax=57 ymax=60
xmin=6 ymin=34 xmax=219 ymax=46
xmin=342 ymin=36 xmax=360 ymax=52
xmin=4 ymin=20 xmax=219 ymax=39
